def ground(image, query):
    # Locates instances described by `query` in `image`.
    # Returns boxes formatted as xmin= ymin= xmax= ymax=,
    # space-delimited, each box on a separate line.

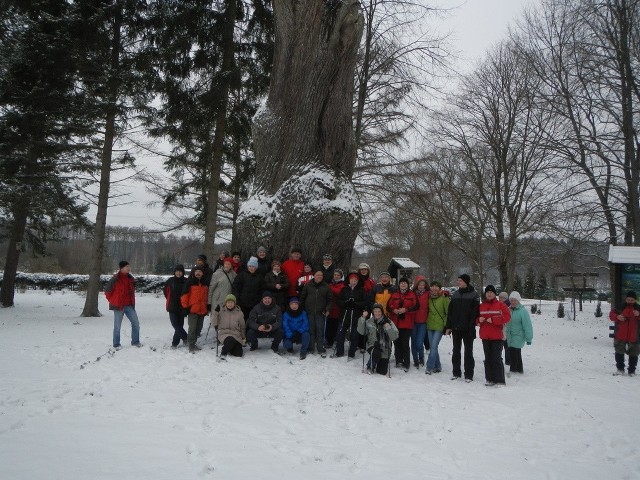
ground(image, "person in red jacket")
xmin=281 ymin=247 xmax=305 ymax=298
xmin=104 ymin=261 xmax=141 ymax=350
xmin=387 ymin=277 xmax=419 ymax=372
xmin=181 ymin=266 xmax=209 ymax=353
xmin=477 ymin=285 xmax=511 ymax=386
xmin=609 ymin=290 xmax=640 ymax=376
xmin=411 ymin=276 xmax=430 ymax=369
xmin=326 ymin=269 xmax=346 ymax=348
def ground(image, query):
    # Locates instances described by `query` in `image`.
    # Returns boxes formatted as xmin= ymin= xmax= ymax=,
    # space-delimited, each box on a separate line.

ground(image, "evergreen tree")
xmin=535 ymin=271 xmax=548 ymax=299
xmin=146 ymin=0 xmax=273 ymax=251
xmin=0 ymin=1 xmax=92 ymax=307
xmin=513 ymin=273 xmax=523 ymax=294
xmin=524 ymin=266 xmax=536 ymax=298
xmin=594 ymin=300 xmax=603 ymax=318
xmin=557 ymin=302 xmax=565 ymax=318
xmin=77 ymin=0 xmax=157 ymax=317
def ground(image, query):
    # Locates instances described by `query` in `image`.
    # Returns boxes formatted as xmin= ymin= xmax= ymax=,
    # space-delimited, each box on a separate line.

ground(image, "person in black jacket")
xmin=263 ymin=260 xmax=290 ymax=311
xmin=445 ymin=274 xmax=481 ymax=382
xmin=246 ymin=291 xmax=284 ymax=352
xmin=300 ymin=271 xmax=333 ymax=356
xmin=332 ymin=272 xmax=368 ymax=359
xmin=232 ymin=256 xmax=265 ymax=320
xmin=163 ymin=264 xmax=188 ymax=348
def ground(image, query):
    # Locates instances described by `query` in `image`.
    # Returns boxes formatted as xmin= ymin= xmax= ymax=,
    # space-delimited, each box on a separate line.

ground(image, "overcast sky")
xmin=95 ymin=0 xmax=541 ymax=233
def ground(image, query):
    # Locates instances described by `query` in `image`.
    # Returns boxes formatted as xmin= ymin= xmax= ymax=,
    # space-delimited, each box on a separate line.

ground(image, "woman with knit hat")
xmin=212 ymin=294 xmax=246 ymax=358
xmin=477 ymin=285 xmax=511 ymax=386
xmin=504 ymin=291 xmax=533 ymax=374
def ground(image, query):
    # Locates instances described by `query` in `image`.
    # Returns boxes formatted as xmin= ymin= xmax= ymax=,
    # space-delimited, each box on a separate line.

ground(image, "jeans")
xmin=411 ymin=323 xmax=427 ymax=363
xmin=283 ymin=331 xmax=310 ymax=354
xmin=426 ymin=329 xmax=443 ymax=371
xmin=113 ymin=305 xmax=140 ymax=347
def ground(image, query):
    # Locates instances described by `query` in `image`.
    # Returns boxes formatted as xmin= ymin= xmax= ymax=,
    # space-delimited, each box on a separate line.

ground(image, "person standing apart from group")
xmin=445 ymin=274 xmax=480 ymax=382
xmin=105 ymin=261 xmax=141 ymax=350
xmin=477 ymin=285 xmax=511 ymax=386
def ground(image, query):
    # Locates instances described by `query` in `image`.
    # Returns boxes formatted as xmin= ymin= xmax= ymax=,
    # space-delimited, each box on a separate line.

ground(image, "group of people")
xmin=105 ymin=248 xmax=536 ymax=386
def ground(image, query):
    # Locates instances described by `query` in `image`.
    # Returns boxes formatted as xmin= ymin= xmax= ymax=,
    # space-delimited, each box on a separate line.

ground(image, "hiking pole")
xmin=216 ymin=327 xmax=219 ymax=357
xmin=333 ymin=309 xmax=348 ymax=357
xmin=204 ymin=323 xmax=211 ymax=342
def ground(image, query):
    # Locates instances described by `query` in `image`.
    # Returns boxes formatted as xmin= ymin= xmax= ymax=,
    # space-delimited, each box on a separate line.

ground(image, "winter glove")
xmin=526 ymin=341 xmax=531 ymax=345
xmin=207 ymin=304 xmax=212 ymax=312
xmin=215 ymin=304 xmax=221 ymax=312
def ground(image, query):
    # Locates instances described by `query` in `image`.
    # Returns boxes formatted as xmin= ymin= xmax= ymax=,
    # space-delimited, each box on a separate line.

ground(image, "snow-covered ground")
xmin=0 ymin=290 xmax=638 ymax=480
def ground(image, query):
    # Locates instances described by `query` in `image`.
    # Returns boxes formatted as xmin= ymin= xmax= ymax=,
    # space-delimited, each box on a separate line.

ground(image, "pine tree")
xmin=524 ymin=267 xmax=536 ymax=298
xmin=594 ymin=300 xmax=603 ymax=318
xmin=146 ymin=0 xmax=273 ymax=252
xmin=513 ymin=273 xmax=523 ymax=294
xmin=557 ymin=302 xmax=565 ymax=318
xmin=535 ymin=271 xmax=548 ymax=299
xmin=0 ymin=1 xmax=92 ymax=307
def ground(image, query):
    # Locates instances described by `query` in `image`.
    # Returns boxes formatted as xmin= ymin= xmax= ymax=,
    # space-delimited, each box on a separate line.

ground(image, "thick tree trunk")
xmin=0 ymin=202 xmax=29 ymax=308
xmin=81 ymin=10 xmax=121 ymax=317
xmin=239 ymin=0 xmax=364 ymax=266
xmin=204 ymin=0 xmax=236 ymax=255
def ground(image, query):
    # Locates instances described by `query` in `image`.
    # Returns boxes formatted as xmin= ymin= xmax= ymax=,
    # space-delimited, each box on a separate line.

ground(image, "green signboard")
xmin=621 ymin=264 xmax=640 ymax=301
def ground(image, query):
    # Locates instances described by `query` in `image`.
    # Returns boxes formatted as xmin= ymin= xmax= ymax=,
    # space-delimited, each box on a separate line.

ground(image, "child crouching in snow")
xmin=357 ymin=303 xmax=399 ymax=375
xmin=282 ymin=297 xmax=311 ymax=360
xmin=212 ymin=294 xmax=245 ymax=358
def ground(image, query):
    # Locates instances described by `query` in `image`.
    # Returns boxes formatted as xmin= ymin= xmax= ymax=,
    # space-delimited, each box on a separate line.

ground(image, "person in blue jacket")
xmin=283 ymin=297 xmax=311 ymax=360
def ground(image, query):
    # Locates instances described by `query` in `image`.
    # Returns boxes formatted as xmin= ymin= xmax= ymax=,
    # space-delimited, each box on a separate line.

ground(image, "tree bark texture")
xmin=81 ymin=10 xmax=122 ymax=317
xmin=239 ymin=0 xmax=364 ymax=267
xmin=0 ymin=201 xmax=29 ymax=308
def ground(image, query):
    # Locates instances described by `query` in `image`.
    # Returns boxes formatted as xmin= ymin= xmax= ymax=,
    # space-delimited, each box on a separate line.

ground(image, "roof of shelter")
xmin=608 ymin=246 xmax=640 ymax=264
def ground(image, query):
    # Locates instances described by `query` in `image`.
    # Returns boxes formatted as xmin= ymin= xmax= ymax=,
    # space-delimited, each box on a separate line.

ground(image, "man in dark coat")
xmin=246 ymin=291 xmax=284 ymax=352
xmin=445 ymin=274 xmax=480 ymax=382
xmin=333 ymin=272 xmax=368 ymax=359
xmin=300 ymin=270 xmax=333 ymax=357
xmin=232 ymin=256 xmax=265 ymax=320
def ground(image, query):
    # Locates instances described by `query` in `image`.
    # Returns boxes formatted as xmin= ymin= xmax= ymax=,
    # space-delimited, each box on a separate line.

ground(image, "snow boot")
xmin=628 ymin=355 xmax=638 ymax=375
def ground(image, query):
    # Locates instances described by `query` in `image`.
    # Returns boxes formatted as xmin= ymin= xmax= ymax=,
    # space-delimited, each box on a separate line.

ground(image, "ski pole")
xmin=216 ymin=327 xmax=219 ymax=357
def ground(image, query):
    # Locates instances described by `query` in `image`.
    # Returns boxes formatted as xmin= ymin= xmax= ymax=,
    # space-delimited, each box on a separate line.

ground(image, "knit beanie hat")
xmin=247 ymin=256 xmax=259 ymax=268
xmin=509 ymin=291 xmax=522 ymax=302
xmin=262 ymin=290 xmax=274 ymax=299
xmin=358 ymin=263 xmax=370 ymax=271
xmin=289 ymin=297 xmax=300 ymax=305
xmin=458 ymin=274 xmax=471 ymax=286
xmin=119 ymin=260 xmax=129 ymax=269
xmin=257 ymin=246 xmax=267 ymax=254
xmin=485 ymin=285 xmax=497 ymax=295
xmin=626 ymin=290 xmax=637 ymax=299
xmin=197 ymin=254 xmax=207 ymax=262
xmin=174 ymin=264 xmax=185 ymax=274
xmin=225 ymin=294 xmax=236 ymax=303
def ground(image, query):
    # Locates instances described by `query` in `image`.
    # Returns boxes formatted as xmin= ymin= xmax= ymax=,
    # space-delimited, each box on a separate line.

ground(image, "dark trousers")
xmin=452 ymin=330 xmax=475 ymax=380
xmin=169 ymin=312 xmax=187 ymax=346
xmin=187 ymin=314 xmax=204 ymax=347
xmin=221 ymin=336 xmax=243 ymax=357
xmin=508 ymin=346 xmax=523 ymax=373
xmin=503 ymin=340 xmax=511 ymax=364
xmin=483 ymin=339 xmax=505 ymax=384
xmin=394 ymin=328 xmax=412 ymax=369
xmin=325 ymin=317 xmax=339 ymax=347
xmin=246 ymin=328 xmax=284 ymax=351
xmin=367 ymin=346 xmax=390 ymax=375
xmin=335 ymin=311 xmax=359 ymax=357
xmin=307 ymin=313 xmax=327 ymax=354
